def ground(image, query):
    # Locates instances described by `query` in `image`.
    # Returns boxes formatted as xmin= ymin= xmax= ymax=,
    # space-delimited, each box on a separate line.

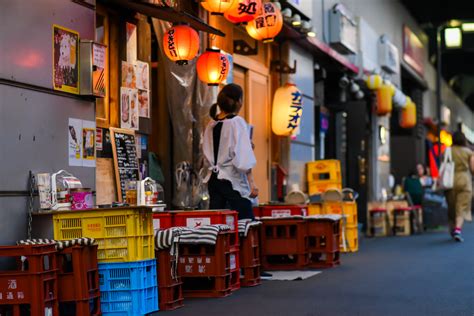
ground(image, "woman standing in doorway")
xmin=445 ymin=131 xmax=474 ymax=242
xmin=203 ymin=84 xmax=258 ymax=220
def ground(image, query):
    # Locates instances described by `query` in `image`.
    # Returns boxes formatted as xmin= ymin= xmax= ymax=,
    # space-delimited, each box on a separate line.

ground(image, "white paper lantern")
xmin=272 ymin=83 xmax=303 ymax=136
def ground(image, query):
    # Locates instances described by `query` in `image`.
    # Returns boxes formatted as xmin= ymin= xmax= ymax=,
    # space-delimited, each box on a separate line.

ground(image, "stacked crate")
xmin=322 ymin=201 xmax=359 ymax=252
xmin=260 ymin=216 xmax=342 ymax=270
xmin=53 ymin=207 xmax=158 ymax=315
xmin=239 ymin=221 xmax=262 ymax=287
xmin=0 ymin=244 xmax=59 ymax=316
xmin=171 ymin=210 xmax=240 ymax=296
xmin=153 ymin=212 xmax=184 ymax=311
xmin=254 ymin=204 xmax=308 ymax=218
xmin=306 ymin=160 xmax=342 ymax=196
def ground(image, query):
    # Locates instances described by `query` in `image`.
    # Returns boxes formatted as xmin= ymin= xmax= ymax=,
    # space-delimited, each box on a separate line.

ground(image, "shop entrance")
xmin=234 ymin=65 xmax=271 ymax=203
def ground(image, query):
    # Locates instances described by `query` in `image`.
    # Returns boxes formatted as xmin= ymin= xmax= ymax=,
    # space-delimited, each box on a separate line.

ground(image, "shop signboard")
xmin=403 ymin=25 xmax=425 ymax=77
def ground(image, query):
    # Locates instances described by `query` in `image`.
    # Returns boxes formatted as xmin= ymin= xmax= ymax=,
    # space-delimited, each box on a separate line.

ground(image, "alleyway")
xmin=169 ymin=225 xmax=474 ymax=316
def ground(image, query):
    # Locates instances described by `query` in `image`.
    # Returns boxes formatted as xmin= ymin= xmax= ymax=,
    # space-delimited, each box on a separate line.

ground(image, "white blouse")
xmin=202 ymin=116 xmax=256 ymax=200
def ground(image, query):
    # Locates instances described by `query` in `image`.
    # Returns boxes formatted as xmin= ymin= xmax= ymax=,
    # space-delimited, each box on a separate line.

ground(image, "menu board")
xmin=110 ymin=128 xmax=140 ymax=202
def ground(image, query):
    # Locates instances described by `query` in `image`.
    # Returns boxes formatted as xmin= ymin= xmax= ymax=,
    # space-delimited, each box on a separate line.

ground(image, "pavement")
xmin=163 ymin=223 xmax=474 ymax=316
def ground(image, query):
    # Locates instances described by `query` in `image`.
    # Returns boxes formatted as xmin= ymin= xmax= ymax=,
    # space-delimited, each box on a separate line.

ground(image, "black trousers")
xmin=208 ymin=173 xmax=255 ymax=220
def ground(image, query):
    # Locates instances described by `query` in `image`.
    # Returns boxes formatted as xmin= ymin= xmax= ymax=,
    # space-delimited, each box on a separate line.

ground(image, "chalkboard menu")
xmin=110 ymin=128 xmax=140 ymax=202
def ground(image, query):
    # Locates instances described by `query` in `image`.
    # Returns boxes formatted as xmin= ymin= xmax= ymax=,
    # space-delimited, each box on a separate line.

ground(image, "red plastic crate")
xmin=156 ymin=248 xmax=181 ymax=287
xmin=57 ymin=244 xmax=101 ymax=315
xmin=178 ymin=232 xmax=232 ymax=277
xmin=240 ymin=225 xmax=261 ymax=268
xmin=159 ymin=282 xmax=184 ymax=311
xmin=182 ymin=274 xmax=232 ymax=298
xmin=308 ymin=251 xmax=340 ymax=268
xmin=152 ymin=212 xmax=173 ymax=234
xmin=229 ymin=250 xmax=240 ymax=292
xmin=240 ymin=265 xmax=261 ymax=287
xmin=254 ymin=205 xmax=308 ymax=218
xmin=0 ymin=244 xmax=59 ymax=316
xmin=171 ymin=210 xmax=239 ymax=250
xmin=306 ymin=219 xmax=340 ymax=253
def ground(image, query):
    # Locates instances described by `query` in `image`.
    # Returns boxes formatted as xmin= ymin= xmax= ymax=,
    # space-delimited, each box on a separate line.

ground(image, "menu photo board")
xmin=110 ymin=128 xmax=140 ymax=202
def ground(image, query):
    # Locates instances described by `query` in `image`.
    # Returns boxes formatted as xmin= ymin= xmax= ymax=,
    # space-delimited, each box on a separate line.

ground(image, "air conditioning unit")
xmin=378 ymin=35 xmax=400 ymax=74
xmin=329 ymin=4 xmax=358 ymax=55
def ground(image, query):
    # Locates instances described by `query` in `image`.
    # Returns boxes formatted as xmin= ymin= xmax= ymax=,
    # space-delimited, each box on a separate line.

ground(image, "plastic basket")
xmin=306 ymin=160 xmax=341 ymax=183
xmin=152 ymin=212 xmax=173 ymax=235
xmin=323 ymin=201 xmax=358 ymax=226
xmin=341 ymin=225 xmax=358 ymax=253
xmin=308 ymin=203 xmax=323 ymax=216
xmin=53 ymin=207 xmax=154 ymax=262
xmin=98 ymin=259 xmax=158 ymax=315
xmin=308 ymin=180 xmax=342 ymax=195
xmin=255 ymin=205 xmax=308 ymax=218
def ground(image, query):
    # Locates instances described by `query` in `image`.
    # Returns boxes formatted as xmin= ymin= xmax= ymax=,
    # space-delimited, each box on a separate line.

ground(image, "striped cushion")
xmin=238 ymin=219 xmax=262 ymax=237
xmin=17 ymin=237 xmax=96 ymax=250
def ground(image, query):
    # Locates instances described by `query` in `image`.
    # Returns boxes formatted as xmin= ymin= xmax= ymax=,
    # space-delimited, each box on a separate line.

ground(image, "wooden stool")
xmin=369 ymin=208 xmax=388 ymax=237
xmin=393 ymin=207 xmax=413 ymax=236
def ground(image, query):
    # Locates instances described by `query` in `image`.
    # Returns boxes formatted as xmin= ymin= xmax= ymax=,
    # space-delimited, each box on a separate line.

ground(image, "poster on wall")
xmin=82 ymin=120 xmax=96 ymax=167
xmin=126 ymin=22 xmax=137 ymax=62
xmin=120 ymin=87 xmax=139 ymax=130
xmin=136 ymin=61 xmax=150 ymax=118
xmin=68 ymin=118 xmax=96 ymax=167
xmin=138 ymin=90 xmax=150 ymax=118
xmin=93 ymin=43 xmax=107 ymax=97
xmin=53 ymin=25 xmax=80 ymax=94
xmin=122 ymin=61 xmax=137 ymax=88
xmin=68 ymin=118 xmax=83 ymax=166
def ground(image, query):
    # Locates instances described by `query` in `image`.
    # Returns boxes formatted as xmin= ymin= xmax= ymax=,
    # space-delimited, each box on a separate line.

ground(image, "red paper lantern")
xmin=400 ymin=99 xmax=417 ymax=128
xmin=201 ymin=0 xmax=236 ymax=16
xmin=245 ymin=2 xmax=283 ymax=43
xmin=163 ymin=25 xmax=200 ymax=65
xmin=197 ymin=49 xmax=229 ymax=86
xmin=224 ymin=0 xmax=262 ymax=24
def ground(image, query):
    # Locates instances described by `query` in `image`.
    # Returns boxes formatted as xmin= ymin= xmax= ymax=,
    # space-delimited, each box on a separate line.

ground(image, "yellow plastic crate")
xmin=53 ymin=207 xmax=154 ymax=262
xmin=306 ymin=160 xmax=342 ymax=183
xmin=308 ymin=180 xmax=342 ymax=195
xmin=341 ymin=224 xmax=358 ymax=253
xmin=322 ymin=201 xmax=358 ymax=226
xmin=308 ymin=203 xmax=323 ymax=216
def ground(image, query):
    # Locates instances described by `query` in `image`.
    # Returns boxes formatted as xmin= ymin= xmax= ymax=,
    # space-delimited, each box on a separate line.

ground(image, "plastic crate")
xmin=255 ymin=205 xmax=307 ymax=218
xmin=152 ymin=212 xmax=173 ymax=235
xmin=57 ymin=244 xmax=101 ymax=316
xmin=393 ymin=208 xmax=412 ymax=236
xmin=240 ymin=265 xmax=261 ymax=287
xmin=98 ymin=259 xmax=158 ymax=315
xmin=156 ymin=249 xmax=180 ymax=288
xmin=306 ymin=160 xmax=342 ymax=183
xmin=53 ymin=207 xmax=154 ymax=262
xmin=308 ymin=180 xmax=342 ymax=195
xmin=341 ymin=225 xmax=358 ymax=253
xmin=172 ymin=210 xmax=239 ymax=250
xmin=323 ymin=201 xmax=358 ymax=226
xmin=307 ymin=218 xmax=340 ymax=253
xmin=182 ymin=274 xmax=232 ymax=298
xmin=369 ymin=209 xmax=388 ymax=237
xmin=159 ymin=283 xmax=184 ymax=311
xmin=308 ymin=203 xmax=323 ymax=216
xmin=0 ymin=244 xmax=59 ymax=316
xmin=178 ymin=232 xmax=233 ymax=277
xmin=240 ymin=225 xmax=261 ymax=268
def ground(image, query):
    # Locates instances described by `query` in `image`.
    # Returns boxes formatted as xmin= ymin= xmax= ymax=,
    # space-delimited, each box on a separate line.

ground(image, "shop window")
xmin=95 ymin=8 xmax=110 ymax=127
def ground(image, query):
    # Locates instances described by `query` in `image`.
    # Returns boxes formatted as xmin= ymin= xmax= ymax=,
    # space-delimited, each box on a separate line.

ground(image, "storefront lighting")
xmin=462 ymin=23 xmax=474 ymax=32
xmin=196 ymin=48 xmax=229 ymax=86
xmin=365 ymin=74 xmax=383 ymax=90
xmin=246 ymin=2 xmax=283 ymax=43
xmin=163 ymin=25 xmax=200 ymax=65
xmin=307 ymin=30 xmax=316 ymax=38
xmin=272 ymin=83 xmax=303 ymax=136
xmin=201 ymin=0 xmax=237 ymax=16
xmin=224 ymin=0 xmax=262 ymax=24
xmin=444 ymin=27 xmax=462 ymax=48
xmin=291 ymin=14 xmax=302 ymax=27
xmin=376 ymin=84 xmax=395 ymax=116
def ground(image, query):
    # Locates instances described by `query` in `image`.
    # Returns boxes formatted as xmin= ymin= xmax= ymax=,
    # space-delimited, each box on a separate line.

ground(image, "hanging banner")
xmin=53 ymin=25 xmax=80 ymax=94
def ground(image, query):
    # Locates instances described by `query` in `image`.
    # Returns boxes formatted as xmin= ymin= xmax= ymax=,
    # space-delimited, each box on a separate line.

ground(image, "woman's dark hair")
xmin=452 ymin=131 xmax=467 ymax=147
xmin=216 ymin=83 xmax=243 ymax=114
xmin=209 ymin=103 xmax=218 ymax=120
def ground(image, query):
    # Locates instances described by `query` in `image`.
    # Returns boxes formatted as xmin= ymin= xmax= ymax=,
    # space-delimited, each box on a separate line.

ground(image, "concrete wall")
xmin=0 ymin=0 xmax=96 ymax=244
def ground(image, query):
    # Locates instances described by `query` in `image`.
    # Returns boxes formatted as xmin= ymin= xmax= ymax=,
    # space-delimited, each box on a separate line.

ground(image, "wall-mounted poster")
xmin=126 ymin=22 xmax=137 ymax=62
xmin=53 ymin=25 xmax=80 ymax=94
xmin=138 ymin=90 xmax=149 ymax=118
xmin=82 ymin=120 xmax=96 ymax=167
xmin=121 ymin=61 xmax=137 ymax=88
xmin=68 ymin=118 xmax=82 ymax=166
xmin=136 ymin=61 xmax=150 ymax=118
xmin=68 ymin=118 xmax=96 ymax=167
xmin=120 ymin=87 xmax=139 ymax=130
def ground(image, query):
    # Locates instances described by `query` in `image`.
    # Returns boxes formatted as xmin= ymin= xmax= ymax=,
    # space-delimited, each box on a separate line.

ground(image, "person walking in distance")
xmin=445 ymin=131 xmax=474 ymax=242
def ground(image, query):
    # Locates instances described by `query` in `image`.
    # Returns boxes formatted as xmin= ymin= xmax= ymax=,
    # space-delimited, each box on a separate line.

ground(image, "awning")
xmin=99 ymin=0 xmax=225 ymax=37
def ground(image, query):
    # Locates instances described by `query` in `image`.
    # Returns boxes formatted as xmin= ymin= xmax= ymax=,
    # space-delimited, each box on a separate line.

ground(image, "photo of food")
xmin=138 ymin=90 xmax=149 ymax=118
xmin=120 ymin=87 xmax=131 ymax=129
xmin=136 ymin=61 xmax=149 ymax=91
xmin=121 ymin=61 xmax=136 ymax=88
xmin=130 ymin=89 xmax=139 ymax=130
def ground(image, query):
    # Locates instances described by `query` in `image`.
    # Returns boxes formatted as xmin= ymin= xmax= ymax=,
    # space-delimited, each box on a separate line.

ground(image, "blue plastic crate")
xmin=99 ymin=259 xmax=158 ymax=315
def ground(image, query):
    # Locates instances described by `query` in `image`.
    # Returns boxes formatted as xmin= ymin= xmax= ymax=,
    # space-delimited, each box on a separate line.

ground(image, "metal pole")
xmin=436 ymin=25 xmax=443 ymax=162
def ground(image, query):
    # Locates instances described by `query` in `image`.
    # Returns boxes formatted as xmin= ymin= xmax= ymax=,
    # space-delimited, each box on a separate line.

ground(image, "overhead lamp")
xmin=281 ymin=8 xmax=292 ymax=22
xmin=462 ymin=23 xmax=474 ymax=32
xmin=444 ymin=27 xmax=462 ymax=48
xmin=301 ymin=20 xmax=311 ymax=32
xmin=291 ymin=14 xmax=302 ymax=27
xmin=307 ymin=30 xmax=316 ymax=38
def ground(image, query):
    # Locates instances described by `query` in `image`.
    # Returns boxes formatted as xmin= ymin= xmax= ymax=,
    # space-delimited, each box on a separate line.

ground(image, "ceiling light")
xmin=307 ymin=31 xmax=316 ymax=38
xmin=301 ymin=20 xmax=312 ymax=32
xmin=291 ymin=14 xmax=302 ymax=27
xmin=281 ymin=8 xmax=292 ymax=21
xmin=444 ymin=27 xmax=462 ymax=48
xmin=462 ymin=23 xmax=474 ymax=32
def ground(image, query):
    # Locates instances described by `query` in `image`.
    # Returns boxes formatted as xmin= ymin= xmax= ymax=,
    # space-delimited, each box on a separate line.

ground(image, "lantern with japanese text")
xmin=197 ymin=49 xmax=229 ymax=86
xmin=376 ymin=83 xmax=395 ymax=115
xmin=246 ymin=2 xmax=283 ymax=43
xmin=201 ymin=0 xmax=237 ymax=15
xmin=366 ymin=74 xmax=383 ymax=90
xmin=224 ymin=0 xmax=262 ymax=24
xmin=400 ymin=98 xmax=417 ymax=128
xmin=272 ymin=83 xmax=303 ymax=136
xmin=163 ymin=25 xmax=200 ymax=65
